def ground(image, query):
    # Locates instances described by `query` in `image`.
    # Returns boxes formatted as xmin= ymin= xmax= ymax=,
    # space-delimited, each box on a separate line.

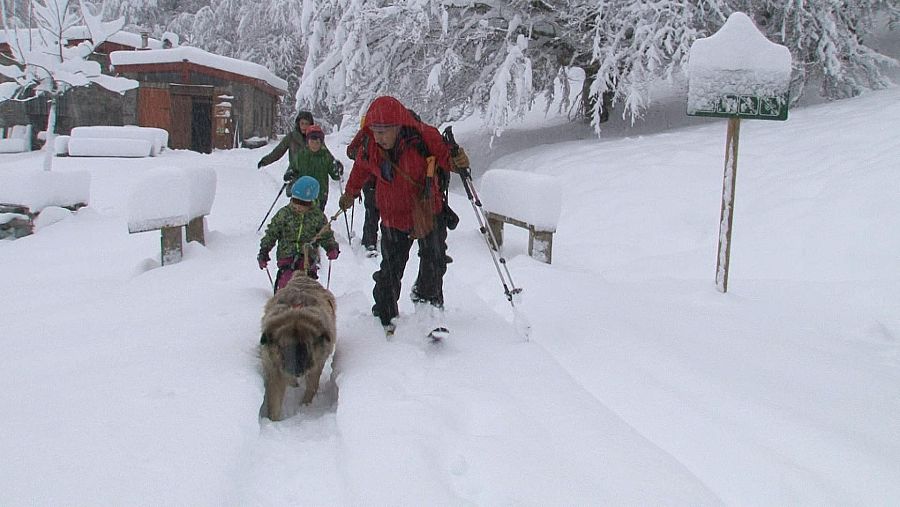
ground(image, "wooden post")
xmin=185 ymin=216 xmax=206 ymax=245
xmin=161 ymin=226 xmax=183 ymax=265
xmin=486 ymin=212 xmax=504 ymax=251
xmin=715 ymin=117 xmax=741 ymax=292
xmin=529 ymin=229 xmax=554 ymax=264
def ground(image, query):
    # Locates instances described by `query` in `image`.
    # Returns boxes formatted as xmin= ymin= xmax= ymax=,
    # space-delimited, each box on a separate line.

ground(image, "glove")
xmin=326 ymin=248 xmax=339 ymax=260
xmin=451 ymin=147 xmax=470 ymax=170
xmin=338 ymin=193 xmax=355 ymax=211
xmin=283 ymin=172 xmax=293 ymax=182
xmin=257 ymin=252 xmax=269 ymax=270
xmin=334 ymin=160 xmax=344 ymax=177
xmin=257 ymin=160 xmax=265 ymax=169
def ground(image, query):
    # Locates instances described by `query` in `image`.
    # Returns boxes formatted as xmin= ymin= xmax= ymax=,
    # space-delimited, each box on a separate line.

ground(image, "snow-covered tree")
xmin=734 ymin=0 xmax=899 ymax=101
xmin=24 ymin=0 xmax=897 ymax=137
xmin=0 ymin=0 xmax=138 ymax=170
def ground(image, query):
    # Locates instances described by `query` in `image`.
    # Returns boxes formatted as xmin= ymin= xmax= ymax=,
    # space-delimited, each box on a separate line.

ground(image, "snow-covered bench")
xmin=479 ymin=169 xmax=562 ymax=264
xmin=127 ymin=166 xmax=216 ymax=265
xmin=0 ymin=124 xmax=33 ymax=153
xmin=68 ymin=126 xmax=169 ymax=157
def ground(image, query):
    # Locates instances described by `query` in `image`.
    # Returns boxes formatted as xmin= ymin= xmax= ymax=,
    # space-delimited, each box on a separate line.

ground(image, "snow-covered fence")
xmin=67 ymin=126 xmax=169 ymax=157
xmin=127 ymin=166 xmax=217 ymax=265
xmin=0 ymin=125 xmax=33 ymax=153
xmin=479 ymin=169 xmax=562 ymax=263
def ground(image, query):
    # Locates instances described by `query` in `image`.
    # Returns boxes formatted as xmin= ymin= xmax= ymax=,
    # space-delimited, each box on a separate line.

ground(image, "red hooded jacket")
xmin=345 ymin=97 xmax=452 ymax=232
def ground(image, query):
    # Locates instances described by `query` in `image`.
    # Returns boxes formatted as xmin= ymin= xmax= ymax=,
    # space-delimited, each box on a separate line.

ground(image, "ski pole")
xmin=257 ymin=183 xmax=288 ymax=232
xmin=442 ymin=126 xmax=522 ymax=302
xmin=265 ymin=265 xmax=274 ymax=289
xmin=343 ymin=207 xmax=352 ymax=243
xmin=326 ymin=259 xmax=332 ymax=289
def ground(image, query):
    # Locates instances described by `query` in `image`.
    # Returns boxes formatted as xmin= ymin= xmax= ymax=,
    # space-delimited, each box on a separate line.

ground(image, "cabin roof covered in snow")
xmin=110 ymin=46 xmax=288 ymax=94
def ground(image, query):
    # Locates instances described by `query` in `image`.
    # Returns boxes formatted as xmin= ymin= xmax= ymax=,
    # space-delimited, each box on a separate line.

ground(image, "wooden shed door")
xmin=137 ymin=87 xmax=171 ymax=145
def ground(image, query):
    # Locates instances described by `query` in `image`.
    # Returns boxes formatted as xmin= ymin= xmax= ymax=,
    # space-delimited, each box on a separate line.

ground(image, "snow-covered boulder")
xmin=127 ymin=166 xmax=216 ymax=233
xmin=67 ymin=137 xmax=153 ymax=158
xmin=480 ymin=169 xmax=562 ymax=232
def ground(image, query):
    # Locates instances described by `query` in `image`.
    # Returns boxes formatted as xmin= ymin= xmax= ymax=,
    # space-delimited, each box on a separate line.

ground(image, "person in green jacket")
xmin=286 ymin=124 xmax=343 ymax=210
xmin=257 ymin=111 xmax=313 ymax=195
xmin=258 ymin=176 xmax=340 ymax=292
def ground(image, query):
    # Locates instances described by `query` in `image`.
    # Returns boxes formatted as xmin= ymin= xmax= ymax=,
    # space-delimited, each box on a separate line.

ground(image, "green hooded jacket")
xmin=287 ymin=147 xmax=340 ymax=205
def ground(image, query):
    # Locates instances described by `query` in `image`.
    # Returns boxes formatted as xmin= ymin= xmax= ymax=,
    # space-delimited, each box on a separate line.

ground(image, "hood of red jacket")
xmin=364 ymin=96 xmax=417 ymax=128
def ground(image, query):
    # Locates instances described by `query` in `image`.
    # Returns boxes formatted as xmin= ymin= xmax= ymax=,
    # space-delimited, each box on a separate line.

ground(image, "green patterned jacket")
xmin=259 ymin=204 xmax=338 ymax=263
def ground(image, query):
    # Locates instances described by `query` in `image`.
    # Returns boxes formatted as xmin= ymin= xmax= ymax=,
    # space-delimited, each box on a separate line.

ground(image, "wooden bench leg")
xmin=528 ymin=229 xmax=553 ymax=264
xmin=161 ymin=226 xmax=183 ymax=265
xmin=486 ymin=213 xmax=504 ymax=250
xmin=185 ymin=216 xmax=206 ymax=245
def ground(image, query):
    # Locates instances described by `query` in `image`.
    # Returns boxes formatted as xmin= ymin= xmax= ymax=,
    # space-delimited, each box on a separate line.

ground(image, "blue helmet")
xmin=291 ymin=176 xmax=319 ymax=202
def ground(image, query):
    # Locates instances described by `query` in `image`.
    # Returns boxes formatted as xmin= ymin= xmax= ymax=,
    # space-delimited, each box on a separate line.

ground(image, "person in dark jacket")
xmin=346 ymin=125 xmax=379 ymax=254
xmin=338 ymin=96 xmax=456 ymax=331
xmin=258 ymin=111 xmax=314 ymax=175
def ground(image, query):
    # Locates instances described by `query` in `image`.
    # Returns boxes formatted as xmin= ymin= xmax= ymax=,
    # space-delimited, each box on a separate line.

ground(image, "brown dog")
xmin=260 ymin=274 xmax=337 ymax=421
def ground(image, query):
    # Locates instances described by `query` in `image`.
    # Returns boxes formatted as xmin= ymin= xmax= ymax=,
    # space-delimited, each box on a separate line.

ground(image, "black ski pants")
xmin=361 ymin=179 xmax=379 ymax=248
xmin=372 ymin=213 xmax=448 ymax=326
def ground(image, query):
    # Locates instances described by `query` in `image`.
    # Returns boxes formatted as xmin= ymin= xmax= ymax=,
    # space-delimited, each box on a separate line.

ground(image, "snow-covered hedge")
xmin=70 ymin=126 xmax=168 ymax=156
xmin=127 ymin=166 xmax=217 ymax=233
xmin=67 ymin=137 xmax=153 ymax=158
xmin=479 ymin=169 xmax=562 ymax=231
xmin=0 ymin=167 xmax=90 ymax=210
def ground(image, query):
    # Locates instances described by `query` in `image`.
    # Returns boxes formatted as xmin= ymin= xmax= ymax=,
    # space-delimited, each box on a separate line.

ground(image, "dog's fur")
xmin=260 ymin=274 xmax=336 ymax=421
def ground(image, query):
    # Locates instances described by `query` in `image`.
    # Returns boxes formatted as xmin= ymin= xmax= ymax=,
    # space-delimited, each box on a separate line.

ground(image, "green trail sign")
xmin=685 ymin=12 xmax=793 ymax=293
xmin=689 ymin=93 xmax=788 ymax=121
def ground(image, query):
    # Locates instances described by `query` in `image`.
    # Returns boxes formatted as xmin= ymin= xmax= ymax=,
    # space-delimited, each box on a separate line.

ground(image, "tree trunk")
xmin=42 ymin=95 xmax=58 ymax=172
xmin=581 ymin=65 xmax=613 ymax=124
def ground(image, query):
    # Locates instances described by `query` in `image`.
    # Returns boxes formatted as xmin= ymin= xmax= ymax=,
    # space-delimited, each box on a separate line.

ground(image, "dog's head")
xmin=261 ymin=306 xmax=333 ymax=376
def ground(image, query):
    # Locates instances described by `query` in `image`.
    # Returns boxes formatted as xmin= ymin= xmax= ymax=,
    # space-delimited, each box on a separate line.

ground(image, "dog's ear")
xmin=260 ymin=332 xmax=270 ymax=345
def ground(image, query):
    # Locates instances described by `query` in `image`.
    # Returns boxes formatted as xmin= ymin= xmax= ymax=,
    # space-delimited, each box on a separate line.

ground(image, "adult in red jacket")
xmin=338 ymin=96 xmax=452 ymax=329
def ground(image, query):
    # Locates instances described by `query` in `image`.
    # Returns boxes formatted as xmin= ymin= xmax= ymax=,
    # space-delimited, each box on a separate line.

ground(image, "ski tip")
xmin=428 ymin=327 xmax=450 ymax=342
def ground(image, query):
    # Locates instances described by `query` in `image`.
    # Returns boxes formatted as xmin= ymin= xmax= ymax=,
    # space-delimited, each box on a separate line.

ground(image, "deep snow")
xmin=2 ymin=86 xmax=899 ymax=505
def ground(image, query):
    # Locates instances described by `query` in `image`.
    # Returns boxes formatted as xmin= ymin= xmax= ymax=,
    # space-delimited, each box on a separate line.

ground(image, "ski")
xmin=428 ymin=327 xmax=449 ymax=342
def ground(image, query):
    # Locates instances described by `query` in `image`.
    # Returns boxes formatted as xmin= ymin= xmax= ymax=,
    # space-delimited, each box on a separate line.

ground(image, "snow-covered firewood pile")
xmin=65 ymin=126 xmax=169 ymax=158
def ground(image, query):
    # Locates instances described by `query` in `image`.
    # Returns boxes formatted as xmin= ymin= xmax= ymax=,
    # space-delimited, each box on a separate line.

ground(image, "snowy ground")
xmin=2 ymin=86 xmax=899 ymax=505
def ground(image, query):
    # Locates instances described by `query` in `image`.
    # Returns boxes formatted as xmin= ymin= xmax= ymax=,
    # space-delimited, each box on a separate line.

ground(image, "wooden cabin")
xmin=110 ymin=46 xmax=287 ymax=153
xmin=1 ymin=29 xmax=286 ymax=153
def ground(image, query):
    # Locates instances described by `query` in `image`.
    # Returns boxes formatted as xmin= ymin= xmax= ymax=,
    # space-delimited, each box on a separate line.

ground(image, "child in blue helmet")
xmin=258 ymin=176 xmax=340 ymax=291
